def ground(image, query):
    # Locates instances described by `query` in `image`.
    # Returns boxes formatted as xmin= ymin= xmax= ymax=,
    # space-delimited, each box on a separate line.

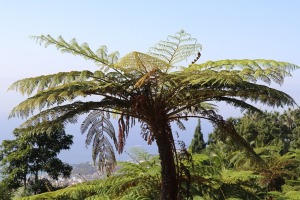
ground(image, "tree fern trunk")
xmin=35 ymin=170 xmax=39 ymax=194
xmin=155 ymin=129 xmax=178 ymax=200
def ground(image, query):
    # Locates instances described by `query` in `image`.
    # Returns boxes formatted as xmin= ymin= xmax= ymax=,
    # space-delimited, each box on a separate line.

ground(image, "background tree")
xmin=0 ymin=181 xmax=12 ymax=200
xmin=0 ymin=127 xmax=73 ymax=194
xmin=209 ymin=109 xmax=300 ymax=155
xmin=189 ymin=119 xmax=206 ymax=153
xmin=9 ymin=31 xmax=298 ymax=199
xmin=207 ymin=108 xmax=300 ymax=198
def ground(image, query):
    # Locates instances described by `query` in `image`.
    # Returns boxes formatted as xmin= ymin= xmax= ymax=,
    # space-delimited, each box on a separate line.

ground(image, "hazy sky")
xmin=0 ymin=1 xmax=300 ymax=163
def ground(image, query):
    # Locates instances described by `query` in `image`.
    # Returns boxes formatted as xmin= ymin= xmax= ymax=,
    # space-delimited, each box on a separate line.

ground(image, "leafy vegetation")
xmin=17 ymin=148 xmax=161 ymax=200
xmin=7 ymin=30 xmax=299 ymax=199
xmin=0 ymin=181 xmax=13 ymax=200
xmin=0 ymin=127 xmax=73 ymax=196
xmin=1 ymin=109 xmax=300 ymax=199
xmin=206 ymin=109 xmax=300 ymax=199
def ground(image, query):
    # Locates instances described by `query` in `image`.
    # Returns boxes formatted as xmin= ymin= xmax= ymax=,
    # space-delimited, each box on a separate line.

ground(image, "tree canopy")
xmin=0 ymin=128 xmax=73 ymax=194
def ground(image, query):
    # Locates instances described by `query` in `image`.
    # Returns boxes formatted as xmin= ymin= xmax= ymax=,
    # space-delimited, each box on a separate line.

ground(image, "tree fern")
xmin=10 ymin=30 xmax=299 ymax=199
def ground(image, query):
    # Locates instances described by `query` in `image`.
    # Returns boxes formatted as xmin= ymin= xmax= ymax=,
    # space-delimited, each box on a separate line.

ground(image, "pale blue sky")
xmin=0 ymin=1 xmax=299 ymax=163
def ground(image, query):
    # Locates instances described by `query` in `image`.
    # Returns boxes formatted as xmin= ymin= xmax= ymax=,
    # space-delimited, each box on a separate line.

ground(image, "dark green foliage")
xmin=206 ymin=108 xmax=300 ymax=199
xmin=0 ymin=181 xmax=12 ymax=200
xmin=190 ymin=119 xmax=206 ymax=153
xmin=17 ymin=142 xmax=300 ymax=200
xmin=0 ymin=127 xmax=73 ymax=195
xmin=27 ymin=178 xmax=56 ymax=195
xmin=209 ymin=109 xmax=300 ymax=155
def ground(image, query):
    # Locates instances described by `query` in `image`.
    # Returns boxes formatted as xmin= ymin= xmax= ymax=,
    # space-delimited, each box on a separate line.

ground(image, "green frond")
xmin=14 ymin=101 xmax=102 ymax=129
xmin=221 ymin=169 xmax=260 ymax=184
xmin=284 ymin=191 xmax=300 ymax=199
xmin=149 ymin=30 xmax=202 ymax=67
xmin=8 ymin=70 xmax=103 ymax=96
xmin=99 ymin=152 xmax=160 ymax=199
xmin=126 ymin=147 xmax=155 ymax=163
xmin=94 ymin=45 xmax=119 ymax=72
xmin=85 ymin=194 xmax=112 ymax=200
xmin=267 ymin=190 xmax=300 ymax=200
xmin=108 ymin=51 xmax=120 ymax=65
xmin=106 ymin=175 xmax=160 ymax=199
xmin=95 ymin=45 xmax=108 ymax=61
xmin=15 ymin=96 xmax=131 ymax=132
xmin=190 ymin=59 xmax=299 ymax=85
xmin=9 ymin=81 xmax=99 ymax=119
xmin=213 ymin=97 xmax=263 ymax=113
xmin=191 ymin=154 xmax=221 ymax=177
xmin=30 ymin=35 xmax=117 ymax=67
xmin=254 ymin=146 xmax=281 ymax=155
xmin=18 ymin=179 xmax=111 ymax=200
xmin=177 ymin=70 xmax=296 ymax=110
xmin=115 ymin=51 xmax=169 ymax=73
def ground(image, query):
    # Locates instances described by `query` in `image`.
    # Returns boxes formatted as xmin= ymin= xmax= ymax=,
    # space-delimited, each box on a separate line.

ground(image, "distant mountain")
xmin=71 ymin=162 xmax=98 ymax=176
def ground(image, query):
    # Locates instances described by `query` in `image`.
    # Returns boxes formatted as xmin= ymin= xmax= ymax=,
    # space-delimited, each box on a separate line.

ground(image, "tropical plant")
xmin=9 ymin=30 xmax=298 ymax=199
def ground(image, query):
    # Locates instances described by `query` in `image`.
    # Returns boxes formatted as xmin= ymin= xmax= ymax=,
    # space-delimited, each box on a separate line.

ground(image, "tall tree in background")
xmin=190 ymin=119 xmax=206 ymax=153
xmin=9 ymin=30 xmax=298 ymax=199
xmin=210 ymin=109 xmax=300 ymax=155
xmin=206 ymin=108 xmax=300 ymax=197
xmin=0 ymin=128 xmax=73 ymax=194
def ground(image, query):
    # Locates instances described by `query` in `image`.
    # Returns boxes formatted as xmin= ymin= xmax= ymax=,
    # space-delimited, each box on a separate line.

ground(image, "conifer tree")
xmin=190 ymin=119 xmax=206 ymax=153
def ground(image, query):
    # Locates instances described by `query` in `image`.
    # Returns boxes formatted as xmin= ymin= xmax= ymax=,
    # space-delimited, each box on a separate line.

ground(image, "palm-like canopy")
xmin=9 ymin=30 xmax=298 ymax=199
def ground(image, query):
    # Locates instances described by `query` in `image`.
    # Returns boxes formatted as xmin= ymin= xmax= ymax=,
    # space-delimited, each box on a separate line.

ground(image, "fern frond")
xmin=177 ymin=70 xmax=296 ymax=109
xmin=213 ymin=97 xmax=263 ymax=113
xmin=176 ymin=120 xmax=186 ymax=130
xmin=9 ymin=81 xmax=99 ymax=118
xmin=14 ymin=101 xmax=105 ymax=130
xmin=81 ymin=110 xmax=117 ymax=175
xmin=8 ymin=70 xmax=105 ymax=96
xmin=85 ymin=194 xmax=112 ymax=200
xmin=94 ymin=135 xmax=117 ymax=175
xmin=30 ymin=35 xmax=118 ymax=68
xmin=108 ymin=51 xmax=120 ymax=65
xmin=190 ymin=59 xmax=299 ymax=85
xmin=149 ymin=30 xmax=202 ymax=67
xmin=221 ymin=169 xmax=260 ymax=184
xmin=115 ymin=51 xmax=169 ymax=74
